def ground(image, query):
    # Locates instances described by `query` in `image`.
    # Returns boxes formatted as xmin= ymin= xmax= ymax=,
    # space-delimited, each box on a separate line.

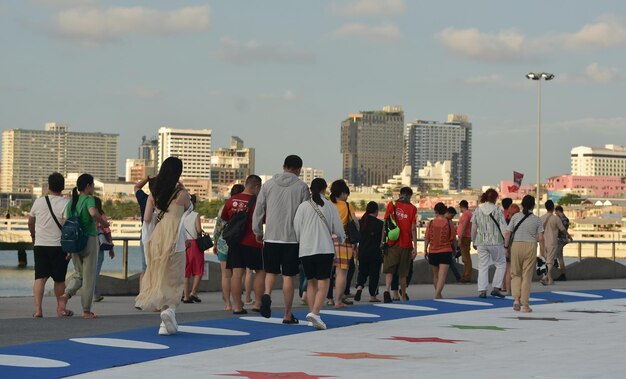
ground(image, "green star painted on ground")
xmin=448 ymin=325 xmax=510 ymax=331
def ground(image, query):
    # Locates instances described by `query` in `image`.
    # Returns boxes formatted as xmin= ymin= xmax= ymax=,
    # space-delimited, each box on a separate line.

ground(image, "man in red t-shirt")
xmin=382 ymin=187 xmax=417 ymax=303
xmin=220 ymin=175 xmax=264 ymax=315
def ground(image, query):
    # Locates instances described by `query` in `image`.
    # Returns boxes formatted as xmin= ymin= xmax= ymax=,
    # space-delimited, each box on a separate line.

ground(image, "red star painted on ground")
xmin=384 ymin=336 xmax=466 ymax=344
xmin=220 ymin=370 xmax=334 ymax=379
xmin=313 ymin=351 xmax=401 ymax=360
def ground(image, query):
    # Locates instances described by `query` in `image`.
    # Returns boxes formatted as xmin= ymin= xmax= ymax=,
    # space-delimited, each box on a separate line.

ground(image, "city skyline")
xmin=1 ymin=1 xmax=625 ymax=186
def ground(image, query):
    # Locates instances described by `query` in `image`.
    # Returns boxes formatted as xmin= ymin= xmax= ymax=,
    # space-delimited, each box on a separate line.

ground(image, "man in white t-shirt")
xmin=28 ymin=172 xmax=71 ymax=318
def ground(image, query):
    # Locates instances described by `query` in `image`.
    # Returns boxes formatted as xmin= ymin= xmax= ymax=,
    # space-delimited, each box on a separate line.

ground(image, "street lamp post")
xmin=525 ymin=72 xmax=554 ymax=214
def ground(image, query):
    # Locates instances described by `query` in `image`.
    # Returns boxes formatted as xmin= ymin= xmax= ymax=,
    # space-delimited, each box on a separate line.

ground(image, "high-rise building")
xmin=210 ymin=136 xmax=255 ymax=191
xmin=125 ymin=159 xmax=147 ymax=182
xmin=1 ymin=123 xmax=119 ymax=193
xmin=405 ymin=114 xmax=472 ymax=191
xmin=158 ymin=127 xmax=212 ymax=180
xmin=571 ymin=145 xmax=626 ymax=177
xmin=341 ymin=105 xmax=404 ymax=186
xmin=138 ymin=135 xmax=158 ymax=177
xmin=299 ymin=167 xmax=324 ymax=187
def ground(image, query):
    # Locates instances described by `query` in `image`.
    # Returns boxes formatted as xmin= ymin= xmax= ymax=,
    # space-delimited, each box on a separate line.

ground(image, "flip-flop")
xmin=58 ymin=309 xmax=74 ymax=317
xmin=282 ymin=314 xmax=299 ymax=324
xmin=233 ymin=309 xmax=248 ymax=315
xmin=82 ymin=312 xmax=98 ymax=319
xmin=33 ymin=313 xmax=43 ymax=318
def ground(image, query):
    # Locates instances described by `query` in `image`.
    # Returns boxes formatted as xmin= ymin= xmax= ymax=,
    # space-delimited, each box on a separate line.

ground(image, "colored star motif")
xmin=313 ymin=352 xmax=401 ymax=360
xmin=220 ymin=371 xmax=334 ymax=379
xmin=449 ymin=325 xmax=510 ymax=331
xmin=383 ymin=336 xmax=465 ymax=344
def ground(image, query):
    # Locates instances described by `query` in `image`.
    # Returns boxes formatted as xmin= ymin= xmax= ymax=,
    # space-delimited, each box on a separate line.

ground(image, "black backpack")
xmin=222 ymin=196 xmax=256 ymax=247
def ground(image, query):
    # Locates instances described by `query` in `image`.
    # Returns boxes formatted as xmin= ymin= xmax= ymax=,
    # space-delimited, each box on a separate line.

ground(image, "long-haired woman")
xmin=135 ymin=157 xmax=192 ymax=335
xmin=58 ymin=173 xmax=110 ymax=319
xmin=294 ymin=178 xmax=346 ymax=330
xmin=505 ymin=195 xmax=545 ymax=313
xmin=354 ymin=201 xmax=383 ymax=303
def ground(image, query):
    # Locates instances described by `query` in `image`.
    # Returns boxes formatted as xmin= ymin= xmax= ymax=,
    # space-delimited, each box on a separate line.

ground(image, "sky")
xmin=1 ymin=0 xmax=625 ymax=188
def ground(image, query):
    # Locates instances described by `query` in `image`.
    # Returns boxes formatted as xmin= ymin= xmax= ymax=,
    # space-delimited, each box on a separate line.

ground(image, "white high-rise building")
xmin=1 ymin=123 xmax=119 ymax=193
xmin=571 ymin=145 xmax=626 ymax=177
xmin=299 ymin=167 xmax=324 ymax=187
xmin=158 ymin=127 xmax=212 ymax=179
xmin=405 ymin=114 xmax=472 ymax=191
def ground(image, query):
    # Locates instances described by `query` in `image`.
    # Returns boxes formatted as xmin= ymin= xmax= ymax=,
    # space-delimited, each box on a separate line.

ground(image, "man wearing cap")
xmin=457 ymin=200 xmax=473 ymax=283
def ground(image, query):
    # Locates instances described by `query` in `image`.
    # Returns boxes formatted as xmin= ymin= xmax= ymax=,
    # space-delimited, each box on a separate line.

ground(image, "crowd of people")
xmin=27 ymin=154 xmax=572 ymax=332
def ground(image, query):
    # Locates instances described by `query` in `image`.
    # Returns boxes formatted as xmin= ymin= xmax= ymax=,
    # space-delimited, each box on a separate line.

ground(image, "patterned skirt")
xmin=333 ymin=237 xmax=354 ymax=270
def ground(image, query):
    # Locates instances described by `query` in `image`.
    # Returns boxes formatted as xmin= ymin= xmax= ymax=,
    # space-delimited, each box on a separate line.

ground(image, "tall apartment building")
xmin=158 ymin=127 xmax=212 ymax=179
xmin=1 ymin=123 xmax=119 ymax=193
xmin=299 ymin=167 xmax=324 ymax=187
xmin=405 ymin=114 xmax=472 ymax=191
xmin=341 ymin=105 xmax=404 ymax=186
xmin=210 ymin=136 xmax=255 ymax=191
xmin=571 ymin=145 xmax=626 ymax=177
xmin=139 ymin=135 xmax=158 ymax=177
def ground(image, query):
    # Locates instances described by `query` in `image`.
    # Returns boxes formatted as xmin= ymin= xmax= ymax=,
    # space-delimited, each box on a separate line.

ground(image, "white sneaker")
xmin=306 ymin=312 xmax=327 ymax=330
xmin=160 ymin=309 xmax=177 ymax=335
xmin=158 ymin=322 xmax=170 ymax=336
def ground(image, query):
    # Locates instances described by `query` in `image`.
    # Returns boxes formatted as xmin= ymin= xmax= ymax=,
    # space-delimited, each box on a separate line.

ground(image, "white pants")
xmin=476 ymin=245 xmax=506 ymax=292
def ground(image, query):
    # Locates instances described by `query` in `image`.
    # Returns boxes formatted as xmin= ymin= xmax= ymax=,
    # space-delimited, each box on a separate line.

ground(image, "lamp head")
xmin=541 ymin=73 xmax=555 ymax=80
xmin=526 ymin=72 xmax=540 ymax=80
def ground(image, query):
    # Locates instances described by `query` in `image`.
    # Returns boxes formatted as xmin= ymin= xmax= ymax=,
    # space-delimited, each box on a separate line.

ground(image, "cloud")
xmin=257 ymin=90 xmax=296 ymax=102
xmin=437 ymin=27 xmax=539 ymax=62
xmin=332 ymin=23 xmax=401 ymax=42
xmin=563 ymin=15 xmax=626 ymax=50
xmin=331 ymin=0 xmax=406 ymax=17
xmin=51 ymin=5 xmax=210 ymax=43
xmin=438 ymin=15 xmax=626 ymax=62
xmin=34 ymin=0 xmax=97 ymax=7
xmin=585 ymin=63 xmax=620 ymax=84
xmin=133 ymin=87 xmax=161 ymax=100
xmin=217 ymin=37 xmax=315 ymax=65
xmin=548 ymin=117 xmax=626 ymax=134
xmin=461 ymin=74 xmax=504 ymax=85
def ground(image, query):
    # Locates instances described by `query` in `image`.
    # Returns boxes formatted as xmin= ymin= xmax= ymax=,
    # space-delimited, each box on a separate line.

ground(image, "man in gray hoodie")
xmin=471 ymin=188 xmax=507 ymax=298
xmin=252 ymin=155 xmax=310 ymax=323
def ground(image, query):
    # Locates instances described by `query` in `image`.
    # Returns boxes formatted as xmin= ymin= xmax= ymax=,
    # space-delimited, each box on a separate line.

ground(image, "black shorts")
xmin=34 ymin=246 xmax=69 ymax=282
xmin=226 ymin=244 xmax=263 ymax=270
xmin=300 ymin=254 xmax=334 ymax=280
xmin=428 ymin=252 xmax=453 ymax=266
xmin=262 ymin=242 xmax=299 ymax=276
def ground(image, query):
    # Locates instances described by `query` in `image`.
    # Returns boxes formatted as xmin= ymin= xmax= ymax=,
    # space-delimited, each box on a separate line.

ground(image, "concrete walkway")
xmin=1 ymin=278 xmax=625 ymax=348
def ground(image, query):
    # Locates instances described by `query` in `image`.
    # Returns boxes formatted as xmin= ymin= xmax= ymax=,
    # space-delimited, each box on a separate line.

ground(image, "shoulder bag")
xmin=185 ymin=214 xmax=213 ymax=251
xmin=45 ymin=195 xmax=62 ymax=230
xmin=345 ymin=202 xmax=361 ymax=244
xmin=309 ymin=200 xmax=332 ymax=235
xmin=507 ymin=213 xmax=532 ymax=254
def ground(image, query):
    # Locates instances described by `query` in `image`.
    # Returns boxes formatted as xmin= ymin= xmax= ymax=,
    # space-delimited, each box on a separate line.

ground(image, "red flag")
xmin=508 ymin=171 xmax=524 ymax=193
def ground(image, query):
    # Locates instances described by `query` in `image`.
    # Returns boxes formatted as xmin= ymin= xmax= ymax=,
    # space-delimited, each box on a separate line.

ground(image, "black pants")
xmin=391 ymin=261 xmax=414 ymax=291
xmin=344 ymin=258 xmax=356 ymax=295
xmin=356 ymin=256 xmax=382 ymax=297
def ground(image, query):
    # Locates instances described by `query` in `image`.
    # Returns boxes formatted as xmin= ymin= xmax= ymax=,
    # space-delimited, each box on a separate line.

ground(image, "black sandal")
xmin=233 ymin=309 xmax=248 ymax=315
xmin=282 ymin=313 xmax=299 ymax=324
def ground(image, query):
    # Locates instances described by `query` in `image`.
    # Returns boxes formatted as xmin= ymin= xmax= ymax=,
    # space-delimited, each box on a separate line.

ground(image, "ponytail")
xmin=310 ymin=178 xmax=327 ymax=207
xmin=521 ymin=195 xmax=535 ymax=216
xmin=70 ymin=187 xmax=79 ymax=213
xmin=329 ymin=179 xmax=349 ymax=204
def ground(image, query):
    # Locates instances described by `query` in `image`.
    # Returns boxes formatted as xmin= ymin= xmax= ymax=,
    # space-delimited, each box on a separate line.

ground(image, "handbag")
xmin=195 ymin=232 xmax=214 ymax=251
xmin=346 ymin=202 xmax=361 ymax=244
xmin=185 ymin=215 xmax=213 ymax=251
